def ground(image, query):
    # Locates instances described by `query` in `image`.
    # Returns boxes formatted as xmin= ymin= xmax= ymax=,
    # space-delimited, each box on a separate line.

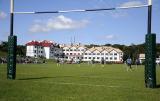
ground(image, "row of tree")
xmin=0 ymin=41 xmax=160 ymax=63
xmin=0 ymin=41 xmax=26 ymax=57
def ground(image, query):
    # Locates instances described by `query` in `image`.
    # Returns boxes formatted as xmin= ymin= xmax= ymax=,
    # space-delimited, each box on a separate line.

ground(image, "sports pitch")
xmin=0 ymin=63 xmax=160 ymax=101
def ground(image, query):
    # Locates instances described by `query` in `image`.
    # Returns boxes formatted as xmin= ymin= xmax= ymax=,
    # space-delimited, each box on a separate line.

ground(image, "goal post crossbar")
xmin=13 ymin=4 xmax=149 ymax=14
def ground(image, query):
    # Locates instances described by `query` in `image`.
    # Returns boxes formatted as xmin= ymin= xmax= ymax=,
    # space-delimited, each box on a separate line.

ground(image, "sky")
xmin=0 ymin=0 xmax=160 ymax=45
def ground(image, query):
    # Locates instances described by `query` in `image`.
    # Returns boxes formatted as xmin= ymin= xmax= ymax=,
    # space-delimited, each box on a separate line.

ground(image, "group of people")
xmin=0 ymin=57 xmax=7 ymax=64
xmin=56 ymin=58 xmax=65 ymax=66
xmin=0 ymin=57 xmax=47 ymax=64
xmin=56 ymin=58 xmax=106 ymax=67
xmin=125 ymin=58 xmax=140 ymax=71
xmin=88 ymin=58 xmax=105 ymax=67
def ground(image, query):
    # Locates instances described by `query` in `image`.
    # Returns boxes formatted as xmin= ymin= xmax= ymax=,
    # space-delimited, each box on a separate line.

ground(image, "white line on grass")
xmin=32 ymin=81 xmax=120 ymax=88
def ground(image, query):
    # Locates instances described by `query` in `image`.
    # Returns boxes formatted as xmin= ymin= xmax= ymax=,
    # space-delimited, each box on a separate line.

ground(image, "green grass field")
xmin=0 ymin=63 xmax=160 ymax=101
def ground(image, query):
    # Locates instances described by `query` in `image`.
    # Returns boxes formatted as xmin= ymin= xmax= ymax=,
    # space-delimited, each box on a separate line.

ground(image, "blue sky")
xmin=0 ymin=0 xmax=160 ymax=45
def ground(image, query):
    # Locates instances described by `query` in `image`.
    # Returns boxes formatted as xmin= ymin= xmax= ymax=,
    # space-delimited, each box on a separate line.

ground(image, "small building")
xmin=139 ymin=54 xmax=160 ymax=64
xmin=139 ymin=54 xmax=145 ymax=64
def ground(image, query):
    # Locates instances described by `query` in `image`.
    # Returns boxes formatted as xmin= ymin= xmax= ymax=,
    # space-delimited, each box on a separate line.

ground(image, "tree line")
xmin=0 ymin=41 xmax=160 ymax=62
xmin=0 ymin=41 xmax=26 ymax=57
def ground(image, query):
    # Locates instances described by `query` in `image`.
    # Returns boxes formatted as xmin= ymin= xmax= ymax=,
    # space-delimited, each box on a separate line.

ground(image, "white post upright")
xmin=148 ymin=0 xmax=152 ymax=5
xmin=11 ymin=0 xmax=14 ymax=13
xmin=10 ymin=0 xmax=14 ymax=36
xmin=7 ymin=0 xmax=17 ymax=80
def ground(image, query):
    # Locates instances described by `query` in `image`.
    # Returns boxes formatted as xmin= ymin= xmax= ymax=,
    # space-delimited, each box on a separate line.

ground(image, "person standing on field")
xmin=56 ymin=58 xmax=60 ymax=67
xmin=101 ymin=58 xmax=105 ymax=67
xmin=126 ymin=58 xmax=132 ymax=71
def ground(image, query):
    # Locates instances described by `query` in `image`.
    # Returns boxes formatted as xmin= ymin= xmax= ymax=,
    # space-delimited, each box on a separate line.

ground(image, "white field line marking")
xmin=32 ymin=80 xmax=120 ymax=88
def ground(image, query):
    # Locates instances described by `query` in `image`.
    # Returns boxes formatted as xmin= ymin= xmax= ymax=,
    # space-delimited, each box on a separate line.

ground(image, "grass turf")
xmin=0 ymin=63 xmax=160 ymax=101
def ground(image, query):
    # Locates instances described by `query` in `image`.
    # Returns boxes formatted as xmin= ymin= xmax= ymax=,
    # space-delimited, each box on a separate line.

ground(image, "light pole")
xmin=7 ymin=0 xmax=17 ymax=79
xmin=145 ymin=0 xmax=157 ymax=88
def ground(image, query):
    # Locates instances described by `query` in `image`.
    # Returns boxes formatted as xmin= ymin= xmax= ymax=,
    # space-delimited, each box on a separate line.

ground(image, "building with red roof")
xmin=26 ymin=40 xmax=63 ymax=59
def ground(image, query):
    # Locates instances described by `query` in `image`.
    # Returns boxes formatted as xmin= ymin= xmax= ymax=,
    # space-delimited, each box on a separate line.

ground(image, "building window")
xmin=35 ymin=46 xmax=37 ymax=48
xmin=85 ymin=57 xmax=87 ymax=59
xmin=110 ymin=57 xmax=113 ymax=60
xmin=85 ymin=53 xmax=87 ymax=55
xmin=110 ymin=53 xmax=113 ymax=56
xmin=105 ymin=53 xmax=108 ymax=55
xmin=70 ymin=49 xmax=73 ymax=51
xmin=89 ymin=57 xmax=91 ymax=59
xmin=41 ymin=51 xmax=43 ymax=53
xmin=70 ymin=53 xmax=72 ymax=55
xmin=114 ymin=57 xmax=117 ymax=60
xmin=89 ymin=53 xmax=91 ymax=55
xmin=66 ymin=49 xmax=69 ymax=51
xmin=93 ymin=57 xmax=95 ymax=59
xmin=114 ymin=53 xmax=117 ymax=55
xmin=93 ymin=53 xmax=96 ymax=55
xmin=106 ymin=57 xmax=108 ymax=60
xmin=97 ymin=57 xmax=100 ymax=59
xmin=101 ymin=53 xmax=104 ymax=55
xmin=97 ymin=53 xmax=100 ymax=55
xmin=34 ymin=50 xmax=37 ymax=53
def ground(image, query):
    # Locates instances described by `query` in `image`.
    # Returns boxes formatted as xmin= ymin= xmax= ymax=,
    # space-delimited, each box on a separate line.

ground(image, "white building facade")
xmin=83 ymin=46 xmax=123 ymax=62
xmin=61 ymin=44 xmax=87 ymax=61
xmin=61 ymin=44 xmax=123 ymax=63
xmin=26 ymin=40 xmax=63 ymax=59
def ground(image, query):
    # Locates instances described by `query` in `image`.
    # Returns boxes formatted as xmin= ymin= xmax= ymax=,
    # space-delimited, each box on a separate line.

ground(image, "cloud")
xmin=109 ymin=1 xmax=143 ymax=18
xmin=0 ymin=11 xmax=7 ymax=19
xmin=105 ymin=35 xmax=117 ymax=40
xmin=29 ymin=15 xmax=89 ymax=33
xmin=98 ymin=34 xmax=117 ymax=40
xmin=110 ymin=11 xmax=128 ymax=18
xmin=120 ymin=1 xmax=143 ymax=7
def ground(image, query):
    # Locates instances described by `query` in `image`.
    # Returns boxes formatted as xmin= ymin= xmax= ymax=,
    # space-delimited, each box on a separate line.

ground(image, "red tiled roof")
xmin=40 ymin=40 xmax=54 ymax=47
xmin=26 ymin=40 xmax=54 ymax=47
xmin=26 ymin=41 xmax=40 ymax=46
